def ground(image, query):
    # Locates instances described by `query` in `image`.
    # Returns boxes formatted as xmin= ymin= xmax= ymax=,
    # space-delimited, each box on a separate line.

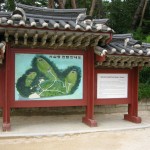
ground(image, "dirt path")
xmin=0 ymin=128 xmax=150 ymax=150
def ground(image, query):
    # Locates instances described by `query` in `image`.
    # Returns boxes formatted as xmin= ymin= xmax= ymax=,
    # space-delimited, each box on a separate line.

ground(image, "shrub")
xmin=145 ymin=35 xmax=150 ymax=43
xmin=138 ymin=83 xmax=150 ymax=100
xmin=139 ymin=67 xmax=150 ymax=100
xmin=139 ymin=67 xmax=150 ymax=84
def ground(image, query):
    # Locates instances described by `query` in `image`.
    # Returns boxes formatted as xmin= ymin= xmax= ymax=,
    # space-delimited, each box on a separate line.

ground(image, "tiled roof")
xmin=96 ymin=34 xmax=150 ymax=57
xmin=0 ymin=4 xmax=113 ymax=64
xmin=95 ymin=34 xmax=150 ymax=68
xmin=0 ymin=3 xmax=112 ymax=32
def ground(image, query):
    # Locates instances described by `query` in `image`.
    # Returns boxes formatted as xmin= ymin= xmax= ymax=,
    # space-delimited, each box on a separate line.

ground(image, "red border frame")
xmin=95 ymin=69 xmax=132 ymax=105
xmin=8 ymin=47 xmax=88 ymax=108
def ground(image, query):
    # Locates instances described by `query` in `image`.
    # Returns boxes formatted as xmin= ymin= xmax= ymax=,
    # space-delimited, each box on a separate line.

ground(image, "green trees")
xmin=4 ymin=0 xmax=48 ymax=11
xmin=103 ymin=0 xmax=149 ymax=43
xmin=108 ymin=0 xmax=139 ymax=33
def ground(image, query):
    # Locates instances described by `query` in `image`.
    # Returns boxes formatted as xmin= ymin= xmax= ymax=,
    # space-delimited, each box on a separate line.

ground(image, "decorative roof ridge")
xmin=93 ymin=19 xmax=109 ymax=25
xmin=0 ymin=12 xmax=110 ymax=24
xmin=0 ymin=11 xmax=76 ymax=21
xmin=142 ymin=42 xmax=150 ymax=48
xmin=26 ymin=13 xmax=76 ymax=21
xmin=112 ymin=33 xmax=133 ymax=39
xmin=16 ymin=3 xmax=87 ymax=14
xmin=0 ymin=12 xmax=12 ymax=17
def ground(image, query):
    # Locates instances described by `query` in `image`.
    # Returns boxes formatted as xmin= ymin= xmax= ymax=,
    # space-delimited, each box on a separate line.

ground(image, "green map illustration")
xmin=16 ymin=56 xmax=81 ymax=99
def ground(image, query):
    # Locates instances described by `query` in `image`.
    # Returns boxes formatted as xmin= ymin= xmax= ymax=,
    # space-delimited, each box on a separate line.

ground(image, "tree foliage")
xmin=109 ymin=0 xmax=140 ymax=33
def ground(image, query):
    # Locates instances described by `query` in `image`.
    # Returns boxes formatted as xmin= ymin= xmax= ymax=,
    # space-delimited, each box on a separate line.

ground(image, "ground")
xmin=0 ymin=111 xmax=150 ymax=150
xmin=0 ymin=128 xmax=150 ymax=150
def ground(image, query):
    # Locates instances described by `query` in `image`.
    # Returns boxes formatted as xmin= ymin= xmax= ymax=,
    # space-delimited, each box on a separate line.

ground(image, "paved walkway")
xmin=0 ymin=111 xmax=150 ymax=137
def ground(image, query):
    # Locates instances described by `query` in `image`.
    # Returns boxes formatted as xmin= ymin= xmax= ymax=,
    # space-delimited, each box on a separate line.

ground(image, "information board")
xmin=97 ymin=73 xmax=128 ymax=99
xmin=15 ymin=54 xmax=83 ymax=101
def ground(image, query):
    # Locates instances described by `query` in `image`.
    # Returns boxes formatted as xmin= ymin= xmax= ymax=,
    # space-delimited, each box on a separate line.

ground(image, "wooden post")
xmin=0 ymin=65 xmax=4 ymax=107
xmin=2 ymin=44 xmax=11 ymax=131
xmin=124 ymin=67 xmax=141 ymax=123
xmin=82 ymin=47 xmax=97 ymax=127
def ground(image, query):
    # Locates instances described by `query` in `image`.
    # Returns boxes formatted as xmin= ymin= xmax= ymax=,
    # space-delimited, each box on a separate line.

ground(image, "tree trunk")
xmin=63 ymin=0 xmax=66 ymax=7
xmin=132 ymin=0 xmax=146 ymax=29
xmin=58 ymin=0 xmax=64 ymax=9
xmin=139 ymin=0 xmax=148 ymax=27
xmin=84 ymin=0 xmax=86 ymax=8
xmin=48 ymin=0 xmax=54 ymax=8
xmin=71 ymin=0 xmax=77 ymax=9
xmin=89 ymin=0 xmax=97 ymax=16
xmin=98 ymin=0 xmax=104 ymax=18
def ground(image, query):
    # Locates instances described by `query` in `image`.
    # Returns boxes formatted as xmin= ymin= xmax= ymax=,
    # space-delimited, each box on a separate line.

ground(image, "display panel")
xmin=15 ymin=54 xmax=83 ymax=101
xmin=97 ymin=73 xmax=128 ymax=99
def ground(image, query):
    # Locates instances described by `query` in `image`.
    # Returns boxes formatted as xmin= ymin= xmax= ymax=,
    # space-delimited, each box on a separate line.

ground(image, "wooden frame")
xmin=95 ymin=69 xmax=132 ymax=105
xmin=2 ymin=45 xmax=96 ymax=131
xmin=9 ymin=47 xmax=88 ymax=107
xmin=1 ymin=45 xmax=142 ymax=131
xmin=95 ymin=68 xmax=141 ymax=123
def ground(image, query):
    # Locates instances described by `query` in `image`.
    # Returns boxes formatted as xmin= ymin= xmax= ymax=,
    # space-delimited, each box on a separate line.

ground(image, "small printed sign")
xmin=97 ymin=73 xmax=128 ymax=99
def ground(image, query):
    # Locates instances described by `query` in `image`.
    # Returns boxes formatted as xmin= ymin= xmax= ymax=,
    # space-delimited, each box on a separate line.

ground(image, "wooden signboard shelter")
xmin=0 ymin=3 xmax=150 ymax=131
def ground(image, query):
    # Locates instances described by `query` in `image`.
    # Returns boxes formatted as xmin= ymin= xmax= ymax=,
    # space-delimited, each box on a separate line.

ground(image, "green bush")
xmin=138 ymin=83 xmax=150 ymax=100
xmin=132 ymin=27 xmax=150 ymax=43
xmin=145 ymin=35 xmax=150 ymax=43
xmin=133 ymin=28 xmax=145 ymax=41
xmin=139 ymin=67 xmax=150 ymax=100
xmin=139 ymin=67 xmax=150 ymax=84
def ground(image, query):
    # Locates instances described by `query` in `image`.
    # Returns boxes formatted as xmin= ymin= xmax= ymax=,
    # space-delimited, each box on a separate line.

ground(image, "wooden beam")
xmin=49 ymin=33 xmax=58 ymax=46
xmin=145 ymin=61 xmax=150 ymax=67
xmin=90 ymin=35 xmax=102 ymax=46
xmin=73 ymin=34 xmax=86 ymax=47
xmin=33 ymin=32 xmax=38 ymax=46
xmin=65 ymin=33 xmax=76 ymax=47
xmin=138 ymin=59 xmax=146 ymax=67
xmin=57 ymin=33 xmax=66 ymax=47
xmin=102 ymin=61 xmax=111 ymax=66
xmin=81 ymin=35 xmax=92 ymax=47
xmin=42 ymin=32 xmax=48 ymax=46
xmin=15 ymin=32 xmax=18 ymax=45
xmin=5 ymin=31 xmax=9 ymax=42
xmin=24 ymin=32 xmax=28 ymax=45
xmin=124 ymin=60 xmax=133 ymax=68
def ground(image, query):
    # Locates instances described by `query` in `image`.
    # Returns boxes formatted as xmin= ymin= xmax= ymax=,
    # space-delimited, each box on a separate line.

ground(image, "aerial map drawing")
xmin=15 ymin=54 xmax=83 ymax=100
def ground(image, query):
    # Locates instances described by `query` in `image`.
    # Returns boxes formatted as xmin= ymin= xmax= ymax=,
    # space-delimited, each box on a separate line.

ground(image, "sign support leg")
xmin=124 ymin=67 xmax=141 ymax=123
xmin=82 ymin=48 xmax=97 ymax=127
xmin=2 ymin=46 xmax=11 ymax=131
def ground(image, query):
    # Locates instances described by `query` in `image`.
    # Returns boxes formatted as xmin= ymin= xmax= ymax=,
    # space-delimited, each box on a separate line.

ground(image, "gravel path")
xmin=0 ymin=128 xmax=150 ymax=150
